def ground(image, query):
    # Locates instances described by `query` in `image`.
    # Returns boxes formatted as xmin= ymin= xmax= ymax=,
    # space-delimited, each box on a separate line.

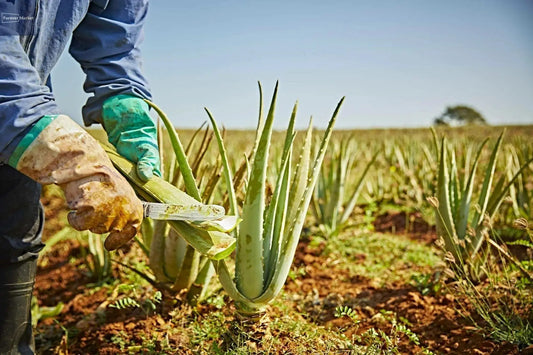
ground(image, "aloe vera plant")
xmin=206 ymin=82 xmax=344 ymax=316
xmin=505 ymin=144 xmax=533 ymax=221
xmin=312 ymin=138 xmax=378 ymax=236
xmin=431 ymin=129 xmax=533 ymax=264
xmin=85 ymin=231 xmax=112 ymax=281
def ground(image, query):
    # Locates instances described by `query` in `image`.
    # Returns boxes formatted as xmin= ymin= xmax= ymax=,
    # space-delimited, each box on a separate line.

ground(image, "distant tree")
xmin=434 ymin=105 xmax=487 ymax=126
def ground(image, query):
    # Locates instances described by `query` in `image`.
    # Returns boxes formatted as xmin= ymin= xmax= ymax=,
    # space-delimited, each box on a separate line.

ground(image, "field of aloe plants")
xmin=33 ymin=85 xmax=532 ymax=354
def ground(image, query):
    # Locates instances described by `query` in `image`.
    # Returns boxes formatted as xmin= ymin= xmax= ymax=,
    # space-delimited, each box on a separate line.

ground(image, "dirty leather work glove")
xmin=102 ymin=95 xmax=161 ymax=181
xmin=8 ymin=115 xmax=143 ymax=251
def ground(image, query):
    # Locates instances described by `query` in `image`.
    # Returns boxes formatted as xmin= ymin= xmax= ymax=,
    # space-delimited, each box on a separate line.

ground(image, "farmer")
xmin=0 ymin=1 xmax=159 ymax=353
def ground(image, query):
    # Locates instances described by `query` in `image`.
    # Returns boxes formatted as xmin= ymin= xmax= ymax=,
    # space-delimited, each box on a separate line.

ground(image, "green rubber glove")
xmin=102 ymin=95 xmax=161 ymax=181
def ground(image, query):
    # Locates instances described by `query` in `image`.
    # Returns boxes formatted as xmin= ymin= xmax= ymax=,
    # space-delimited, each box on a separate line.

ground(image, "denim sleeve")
xmin=69 ymin=0 xmax=152 ymax=126
xmin=0 ymin=36 xmax=60 ymax=163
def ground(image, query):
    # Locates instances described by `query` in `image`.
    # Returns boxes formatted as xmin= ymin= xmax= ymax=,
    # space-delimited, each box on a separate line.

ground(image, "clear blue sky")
xmin=52 ymin=0 xmax=533 ymax=129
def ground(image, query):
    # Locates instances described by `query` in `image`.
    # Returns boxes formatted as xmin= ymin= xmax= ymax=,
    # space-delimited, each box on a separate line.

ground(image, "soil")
xmin=289 ymin=241 xmax=522 ymax=355
xmin=34 ymin=199 xmax=529 ymax=354
xmin=373 ymin=210 xmax=438 ymax=245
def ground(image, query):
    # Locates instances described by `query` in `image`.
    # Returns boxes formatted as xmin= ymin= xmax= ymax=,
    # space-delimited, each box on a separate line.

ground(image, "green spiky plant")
xmin=311 ymin=138 xmax=378 ymax=237
xmin=85 ymin=231 xmax=112 ymax=282
xmin=505 ymin=143 xmax=533 ymax=221
xmin=206 ymin=82 xmax=344 ymax=316
xmin=429 ymin=129 xmax=533 ymax=346
xmin=430 ymin=129 xmax=533 ymax=268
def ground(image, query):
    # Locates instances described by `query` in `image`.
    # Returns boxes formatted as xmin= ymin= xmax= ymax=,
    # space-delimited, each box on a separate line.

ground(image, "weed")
xmin=190 ymin=311 xmax=226 ymax=348
xmin=353 ymin=311 xmax=432 ymax=355
xmin=109 ymin=297 xmax=140 ymax=310
xmin=445 ymin=224 xmax=533 ymax=347
xmin=110 ymin=331 xmax=128 ymax=352
xmin=363 ymin=202 xmax=378 ymax=231
xmin=204 ymin=292 xmax=227 ymax=310
xmin=411 ymin=271 xmax=443 ymax=296
xmin=31 ymin=296 xmax=64 ymax=327
xmin=334 ymin=305 xmax=359 ymax=323
xmin=108 ymin=289 xmax=162 ymax=317
xmin=288 ymin=266 xmax=307 ymax=281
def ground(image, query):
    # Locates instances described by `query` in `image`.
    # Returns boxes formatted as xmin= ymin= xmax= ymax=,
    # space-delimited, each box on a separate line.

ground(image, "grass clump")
xmin=325 ymin=231 xmax=442 ymax=285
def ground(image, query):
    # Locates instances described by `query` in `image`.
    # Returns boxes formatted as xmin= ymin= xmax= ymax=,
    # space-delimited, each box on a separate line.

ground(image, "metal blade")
xmin=142 ymin=202 xmax=225 ymax=221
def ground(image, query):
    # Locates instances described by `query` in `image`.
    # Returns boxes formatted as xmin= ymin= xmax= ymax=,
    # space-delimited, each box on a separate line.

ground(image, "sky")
xmin=51 ymin=0 xmax=533 ymax=130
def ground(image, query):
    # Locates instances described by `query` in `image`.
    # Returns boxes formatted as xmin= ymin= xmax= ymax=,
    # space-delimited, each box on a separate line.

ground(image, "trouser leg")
xmin=0 ymin=164 xmax=44 ymax=263
xmin=0 ymin=165 xmax=44 ymax=355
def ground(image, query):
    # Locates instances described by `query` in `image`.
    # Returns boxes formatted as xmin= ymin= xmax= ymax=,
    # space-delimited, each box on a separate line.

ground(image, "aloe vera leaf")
xmin=236 ymin=82 xmax=279 ymax=299
xmin=326 ymin=146 xmax=344 ymax=231
xmin=310 ymin=183 xmax=321 ymax=223
xmin=462 ymin=144 xmax=473 ymax=190
xmin=455 ymin=139 xmax=488 ymax=239
xmin=215 ymin=260 xmax=254 ymax=305
xmin=317 ymin=163 xmax=328 ymax=222
xmin=264 ymin=149 xmax=292 ymax=290
xmin=281 ymin=102 xmax=297 ymax=164
xmin=193 ymin=216 xmax=241 ymax=233
xmin=287 ymin=118 xmax=313 ymax=225
xmin=187 ymin=258 xmax=215 ymax=305
xmin=140 ymin=218 xmax=154 ymax=254
xmin=172 ymin=244 xmax=200 ymax=291
xmin=156 ymin=117 xmax=168 ymax=180
xmin=170 ymin=224 xmax=235 ymax=260
xmin=149 ymin=221 xmax=172 ymax=283
xmin=166 ymin=154 xmax=178 ymax=188
xmin=472 ymin=132 xmax=504 ymax=229
xmin=435 ymin=137 xmax=458 ymax=257
xmin=87 ymin=232 xmax=98 ymax=275
xmin=144 ymin=100 xmax=202 ymax=201
xmin=134 ymin=235 xmax=150 ymax=257
xmin=251 ymin=81 xmax=265 ymax=160
xmin=449 ymin=149 xmax=460 ymax=227
xmin=205 ymin=108 xmax=239 ymax=217
xmin=163 ymin=228 xmax=185 ymax=280
xmin=263 ymin=141 xmax=293 ymax=275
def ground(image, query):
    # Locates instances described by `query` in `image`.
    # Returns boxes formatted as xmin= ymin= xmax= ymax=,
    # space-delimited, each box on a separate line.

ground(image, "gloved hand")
xmin=8 ymin=115 xmax=143 ymax=251
xmin=102 ymin=95 xmax=160 ymax=181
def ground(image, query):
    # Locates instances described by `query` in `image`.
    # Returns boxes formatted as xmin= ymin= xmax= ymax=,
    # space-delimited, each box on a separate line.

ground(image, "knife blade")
xmin=142 ymin=202 xmax=225 ymax=221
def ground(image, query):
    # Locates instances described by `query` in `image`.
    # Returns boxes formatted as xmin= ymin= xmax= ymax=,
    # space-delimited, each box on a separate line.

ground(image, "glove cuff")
xmin=8 ymin=115 xmax=58 ymax=168
xmin=10 ymin=115 xmax=114 ymax=185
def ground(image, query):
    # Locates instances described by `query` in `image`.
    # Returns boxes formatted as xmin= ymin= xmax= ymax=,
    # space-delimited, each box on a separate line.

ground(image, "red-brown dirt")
xmin=288 ymin=240 xmax=523 ymax=355
xmin=373 ymin=210 xmax=437 ymax=245
xmin=33 ymin=198 xmax=529 ymax=354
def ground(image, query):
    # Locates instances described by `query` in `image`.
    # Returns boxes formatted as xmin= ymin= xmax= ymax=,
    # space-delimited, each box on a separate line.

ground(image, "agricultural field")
xmin=34 ymin=120 xmax=532 ymax=354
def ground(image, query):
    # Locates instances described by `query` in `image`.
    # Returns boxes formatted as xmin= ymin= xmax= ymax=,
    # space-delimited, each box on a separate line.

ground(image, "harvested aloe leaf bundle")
xmin=93 ymin=139 xmax=236 ymax=261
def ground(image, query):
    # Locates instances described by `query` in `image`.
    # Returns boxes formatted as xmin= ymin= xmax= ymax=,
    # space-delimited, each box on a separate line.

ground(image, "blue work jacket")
xmin=0 ymin=0 xmax=152 ymax=162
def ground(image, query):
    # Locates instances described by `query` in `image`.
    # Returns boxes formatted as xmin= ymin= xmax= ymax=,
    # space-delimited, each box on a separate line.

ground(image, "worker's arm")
xmin=69 ymin=0 xmax=160 ymax=181
xmin=0 ymin=36 xmax=60 ymax=162
xmin=0 ymin=38 xmax=142 ymax=251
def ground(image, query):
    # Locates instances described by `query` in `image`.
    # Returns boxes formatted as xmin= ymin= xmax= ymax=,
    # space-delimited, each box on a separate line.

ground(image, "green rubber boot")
xmin=0 ymin=258 xmax=37 ymax=355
